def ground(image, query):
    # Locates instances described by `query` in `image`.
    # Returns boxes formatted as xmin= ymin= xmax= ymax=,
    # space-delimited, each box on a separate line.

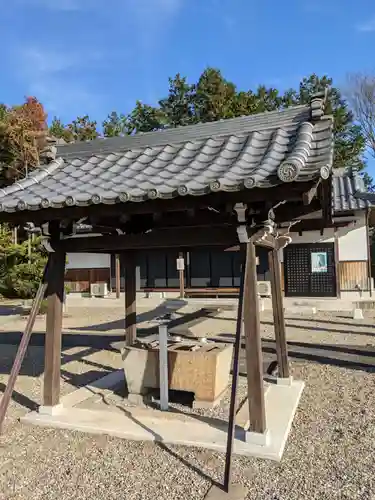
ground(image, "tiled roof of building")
xmin=0 ymin=95 xmax=334 ymax=214
xmin=332 ymin=168 xmax=371 ymax=213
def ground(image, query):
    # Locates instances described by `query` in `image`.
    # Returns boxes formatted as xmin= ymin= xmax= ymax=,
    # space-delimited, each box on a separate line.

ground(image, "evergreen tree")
xmin=49 ymin=117 xmax=74 ymax=142
xmin=67 ymin=115 xmax=99 ymax=141
xmin=0 ymin=225 xmax=48 ymax=299
xmin=159 ymin=74 xmax=195 ymax=127
xmin=125 ymin=101 xmax=165 ymax=134
xmin=102 ymin=111 xmax=127 ymax=137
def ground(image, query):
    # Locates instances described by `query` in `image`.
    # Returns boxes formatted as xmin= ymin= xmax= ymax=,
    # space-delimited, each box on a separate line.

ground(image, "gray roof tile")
xmin=332 ymin=168 xmax=371 ymax=213
xmin=0 ymin=97 xmax=334 ymax=214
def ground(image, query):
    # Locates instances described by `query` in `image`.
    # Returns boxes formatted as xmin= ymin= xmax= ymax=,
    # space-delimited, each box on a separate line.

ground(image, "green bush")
xmin=38 ymin=299 xmax=48 ymax=315
xmin=0 ymin=225 xmax=48 ymax=299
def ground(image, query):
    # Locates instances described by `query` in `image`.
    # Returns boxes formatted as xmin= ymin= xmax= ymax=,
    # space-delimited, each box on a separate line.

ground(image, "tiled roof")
xmin=332 ymin=168 xmax=371 ymax=213
xmin=0 ymin=96 xmax=334 ymax=214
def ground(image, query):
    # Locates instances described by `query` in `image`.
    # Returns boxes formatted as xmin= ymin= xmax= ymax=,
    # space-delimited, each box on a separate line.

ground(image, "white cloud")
xmin=9 ymin=1 xmax=185 ymax=116
xmin=17 ymin=0 xmax=184 ymax=53
xmin=20 ymin=47 xmax=81 ymax=74
xmin=15 ymin=0 xmax=90 ymax=10
xmin=15 ymin=46 xmax=105 ymax=118
xmin=357 ymin=16 xmax=375 ymax=32
xmin=126 ymin=0 xmax=184 ymax=48
xmin=17 ymin=0 xmax=183 ymax=15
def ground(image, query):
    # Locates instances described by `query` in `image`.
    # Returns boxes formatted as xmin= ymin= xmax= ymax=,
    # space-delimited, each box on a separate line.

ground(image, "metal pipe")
xmin=158 ymin=321 xmax=169 ymax=411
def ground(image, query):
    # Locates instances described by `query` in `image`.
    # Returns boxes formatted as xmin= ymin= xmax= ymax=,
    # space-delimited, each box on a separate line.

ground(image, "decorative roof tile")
xmin=0 ymin=97 xmax=334 ymax=214
xmin=332 ymin=168 xmax=371 ymax=212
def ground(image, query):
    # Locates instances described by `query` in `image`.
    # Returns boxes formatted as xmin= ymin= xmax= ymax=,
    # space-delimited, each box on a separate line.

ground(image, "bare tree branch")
xmin=346 ymin=72 xmax=375 ymax=158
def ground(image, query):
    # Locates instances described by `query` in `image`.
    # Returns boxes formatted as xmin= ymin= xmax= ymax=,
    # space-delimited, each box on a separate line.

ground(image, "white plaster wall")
xmin=336 ymin=215 xmax=368 ymax=261
xmin=66 ymin=253 xmax=111 ymax=269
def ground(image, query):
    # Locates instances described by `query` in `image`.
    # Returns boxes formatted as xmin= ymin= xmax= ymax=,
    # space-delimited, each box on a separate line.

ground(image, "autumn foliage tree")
xmin=0 ymin=97 xmax=48 ymax=185
xmin=0 ymin=98 xmax=49 ymax=298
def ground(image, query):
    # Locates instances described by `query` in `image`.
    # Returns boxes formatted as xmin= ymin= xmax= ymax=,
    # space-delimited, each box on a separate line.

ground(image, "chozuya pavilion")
xmin=0 ymin=92 xmax=333 ymax=492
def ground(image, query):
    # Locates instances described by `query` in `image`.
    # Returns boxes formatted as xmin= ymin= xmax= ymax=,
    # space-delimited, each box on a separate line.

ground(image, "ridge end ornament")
xmin=320 ymin=165 xmax=330 ymax=180
xmin=277 ymin=161 xmax=299 ymax=183
xmin=209 ymin=180 xmax=221 ymax=192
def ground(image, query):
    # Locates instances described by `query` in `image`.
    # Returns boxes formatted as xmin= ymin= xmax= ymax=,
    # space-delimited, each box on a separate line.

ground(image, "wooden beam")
xmin=321 ymin=178 xmax=332 ymax=226
xmin=268 ymin=248 xmax=289 ymax=378
xmin=302 ymin=179 xmax=321 ymax=205
xmin=243 ymin=241 xmax=266 ymax=434
xmin=43 ymin=249 xmax=66 ymax=407
xmin=61 ymin=225 xmax=238 ymax=253
xmin=273 ymin=199 xmax=321 ymax=223
xmin=281 ymin=218 xmax=351 ymax=233
xmin=0 ymin=182 xmax=319 ymax=225
xmin=124 ymin=251 xmax=137 ymax=346
xmin=115 ymin=254 xmax=121 ymax=299
xmin=0 ymin=263 xmax=50 ymax=434
xmin=70 ymin=217 xmax=353 ymax=255
xmin=223 ymin=245 xmax=246 ymax=492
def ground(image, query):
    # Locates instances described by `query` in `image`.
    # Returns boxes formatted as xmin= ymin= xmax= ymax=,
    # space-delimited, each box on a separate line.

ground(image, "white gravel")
xmin=0 ymin=306 xmax=374 ymax=499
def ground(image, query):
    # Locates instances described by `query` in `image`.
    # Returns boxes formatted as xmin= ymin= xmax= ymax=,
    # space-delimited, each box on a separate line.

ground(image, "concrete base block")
xmin=127 ymin=393 xmax=149 ymax=406
xmin=264 ymin=375 xmax=293 ymax=387
xmin=353 ymin=308 xmax=364 ymax=320
xmin=276 ymin=376 xmax=293 ymax=387
xmin=193 ymin=390 xmax=225 ymax=409
xmin=123 ymin=342 xmax=233 ymax=408
xmin=204 ymin=484 xmax=248 ymax=500
xmin=21 ymin=380 xmax=305 ymax=462
xmin=245 ymin=429 xmax=270 ymax=446
xmin=38 ymin=404 xmax=64 ymax=416
xmin=60 ymin=369 xmax=124 ymax=408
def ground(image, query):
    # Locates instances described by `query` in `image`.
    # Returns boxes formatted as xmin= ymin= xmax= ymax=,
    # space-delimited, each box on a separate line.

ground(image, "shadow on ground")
xmin=213 ymin=333 xmax=375 ymax=374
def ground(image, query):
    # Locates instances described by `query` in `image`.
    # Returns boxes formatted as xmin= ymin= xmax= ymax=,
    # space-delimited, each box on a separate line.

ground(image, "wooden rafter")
xmin=0 ymin=181 xmax=321 ymax=226
xmin=60 ymin=225 xmax=238 ymax=253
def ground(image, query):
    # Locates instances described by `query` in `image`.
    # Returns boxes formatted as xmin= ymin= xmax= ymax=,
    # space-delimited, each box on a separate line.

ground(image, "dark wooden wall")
xmin=65 ymin=268 xmax=110 ymax=293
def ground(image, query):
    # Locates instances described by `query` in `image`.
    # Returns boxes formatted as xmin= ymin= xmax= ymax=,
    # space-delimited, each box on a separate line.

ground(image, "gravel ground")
xmin=90 ymin=374 xmax=251 ymax=424
xmin=0 ymin=305 xmax=374 ymax=499
xmin=0 ymin=344 xmax=122 ymax=430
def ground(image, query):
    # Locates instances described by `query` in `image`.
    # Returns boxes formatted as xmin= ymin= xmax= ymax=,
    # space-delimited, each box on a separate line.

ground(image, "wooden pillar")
xmin=0 ymin=262 xmax=50 ymax=433
xmin=124 ymin=251 xmax=137 ymax=345
xmin=43 ymin=249 xmax=66 ymax=407
xmin=243 ymin=241 xmax=266 ymax=434
xmin=365 ymin=209 xmax=372 ymax=297
xmin=115 ymin=254 xmax=121 ymax=299
xmin=334 ymin=229 xmax=341 ymax=298
xmin=268 ymin=248 xmax=290 ymax=379
xmin=89 ymin=268 xmax=94 ymax=294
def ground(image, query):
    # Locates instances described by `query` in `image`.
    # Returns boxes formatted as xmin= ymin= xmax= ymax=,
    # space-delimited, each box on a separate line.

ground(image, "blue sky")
xmin=1 ymin=0 xmax=375 ymax=172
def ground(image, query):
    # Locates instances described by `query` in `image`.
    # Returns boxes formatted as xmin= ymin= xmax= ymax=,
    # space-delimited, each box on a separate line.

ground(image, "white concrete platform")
xmin=21 ymin=378 xmax=304 ymax=461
